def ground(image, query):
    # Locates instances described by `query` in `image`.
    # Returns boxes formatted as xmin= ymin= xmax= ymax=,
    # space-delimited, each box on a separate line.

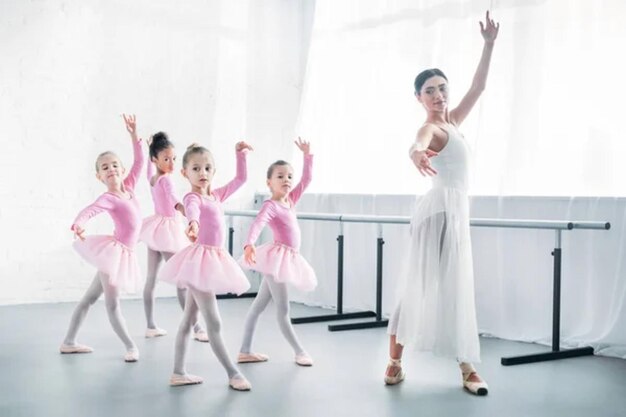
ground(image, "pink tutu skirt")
xmin=73 ymin=235 xmax=141 ymax=293
xmin=159 ymin=244 xmax=250 ymax=295
xmin=239 ymin=242 xmax=317 ymax=292
xmin=139 ymin=213 xmax=188 ymax=253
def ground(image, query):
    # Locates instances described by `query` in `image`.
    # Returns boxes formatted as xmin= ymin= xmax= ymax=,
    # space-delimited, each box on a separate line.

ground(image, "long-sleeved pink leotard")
xmin=244 ymin=154 xmax=313 ymax=250
xmin=70 ymin=139 xmax=145 ymax=292
xmin=239 ymin=154 xmax=317 ymax=292
xmin=71 ymin=140 xmax=144 ymax=248
xmin=158 ymin=151 xmax=250 ymax=295
xmin=139 ymin=159 xmax=188 ymax=253
xmin=146 ymin=161 xmax=181 ymax=216
xmin=185 ymin=151 xmax=247 ymax=247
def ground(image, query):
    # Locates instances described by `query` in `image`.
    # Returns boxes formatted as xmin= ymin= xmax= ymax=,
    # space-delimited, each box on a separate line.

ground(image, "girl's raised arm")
xmin=121 ymin=114 xmax=145 ymax=191
xmin=289 ymin=138 xmax=313 ymax=205
xmin=213 ymin=141 xmax=253 ymax=202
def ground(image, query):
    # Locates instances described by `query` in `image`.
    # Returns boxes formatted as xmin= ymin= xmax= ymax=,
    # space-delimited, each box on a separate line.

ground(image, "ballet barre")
xmin=225 ymin=209 xmax=611 ymax=366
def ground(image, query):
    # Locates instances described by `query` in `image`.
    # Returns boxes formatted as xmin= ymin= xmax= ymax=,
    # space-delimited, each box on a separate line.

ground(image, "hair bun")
xmin=152 ymin=131 xmax=169 ymax=143
xmin=187 ymin=142 xmax=201 ymax=150
xmin=148 ymin=132 xmax=174 ymax=160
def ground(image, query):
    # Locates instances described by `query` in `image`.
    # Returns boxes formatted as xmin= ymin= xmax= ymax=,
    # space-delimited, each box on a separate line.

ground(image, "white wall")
xmin=0 ymin=0 xmax=315 ymax=304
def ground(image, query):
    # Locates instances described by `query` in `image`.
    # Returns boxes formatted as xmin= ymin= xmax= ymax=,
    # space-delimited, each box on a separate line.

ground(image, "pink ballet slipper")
xmin=295 ymin=352 xmax=314 ymax=367
xmin=229 ymin=375 xmax=252 ymax=391
xmin=460 ymin=363 xmax=488 ymax=396
xmin=145 ymin=328 xmax=168 ymax=338
xmin=124 ymin=348 xmax=139 ymax=362
xmin=59 ymin=343 xmax=93 ymax=354
xmin=237 ymin=352 xmax=269 ymax=363
xmin=193 ymin=330 xmax=209 ymax=342
xmin=384 ymin=358 xmax=405 ymax=385
xmin=170 ymin=373 xmax=204 ymax=386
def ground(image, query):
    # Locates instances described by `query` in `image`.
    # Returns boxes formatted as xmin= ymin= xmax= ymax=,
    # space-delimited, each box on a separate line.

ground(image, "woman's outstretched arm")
xmin=449 ymin=11 xmax=499 ymax=126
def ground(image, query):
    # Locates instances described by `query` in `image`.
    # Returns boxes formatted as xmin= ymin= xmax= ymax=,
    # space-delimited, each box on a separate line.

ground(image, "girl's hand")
xmin=480 ymin=10 xmax=499 ymax=43
xmin=411 ymin=149 xmax=438 ymax=176
xmin=244 ymin=245 xmax=256 ymax=264
xmin=122 ymin=114 xmax=138 ymax=138
xmin=185 ymin=221 xmax=199 ymax=243
xmin=235 ymin=141 xmax=254 ymax=152
xmin=294 ymin=137 xmax=310 ymax=155
xmin=72 ymin=224 xmax=86 ymax=241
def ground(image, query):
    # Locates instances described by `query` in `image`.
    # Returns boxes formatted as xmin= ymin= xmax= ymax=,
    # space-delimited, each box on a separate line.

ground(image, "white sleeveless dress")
xmin=388 ymin=123 xmax=480 ymax=363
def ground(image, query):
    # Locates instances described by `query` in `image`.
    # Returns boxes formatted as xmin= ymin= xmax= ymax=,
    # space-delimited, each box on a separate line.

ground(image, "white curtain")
xmin=295 ymin=0 xmax=626 ymax=196
xmin=284 ymin=0 xmax=626 ymax=359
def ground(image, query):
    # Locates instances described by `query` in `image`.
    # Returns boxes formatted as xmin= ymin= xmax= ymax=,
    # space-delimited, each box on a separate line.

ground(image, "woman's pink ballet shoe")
xmin=237 ymin=352 xmax=269 ymax=363
xmin=169 ymin=373 xmax=204 ymax=387
xmin=59 ymin=343 xmax=93 ymax=354
xmin=460 ymin=363 xmax=488 ymax=396
xmin=229 ymin=375 xmax=252 ymax=391
xmin=384 ymin=358 xmax=405 ymax=385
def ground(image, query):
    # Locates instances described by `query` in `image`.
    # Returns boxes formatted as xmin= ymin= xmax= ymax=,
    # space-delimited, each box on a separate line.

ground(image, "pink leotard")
xmin=185 ymin=151 xmax=247 ymax=246
xmin=245 ymin=154 xmax=313 ymax=249
xmin=146 ymin=161 xmax=181 ymax=217
xmin=71 ymin=140 xmax=144 ymax=247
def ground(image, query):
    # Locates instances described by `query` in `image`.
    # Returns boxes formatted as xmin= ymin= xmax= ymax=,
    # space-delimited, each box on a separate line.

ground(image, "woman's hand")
xmin=411 ymin=149 xmax=438 ymax=176
xmin=480 ymin=10 xmax=499 ymax=43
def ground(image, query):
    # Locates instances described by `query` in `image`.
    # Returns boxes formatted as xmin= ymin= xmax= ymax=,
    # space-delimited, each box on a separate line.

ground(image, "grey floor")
xmin=1 ymin=298 xmax=625 ymax=417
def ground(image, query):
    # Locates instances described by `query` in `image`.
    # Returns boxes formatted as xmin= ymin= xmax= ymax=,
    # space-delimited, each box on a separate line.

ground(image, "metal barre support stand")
xmin=216 ymin=226 xmax=258 ymax=300
xmin=500 ymin=229 xmax=594 ymax=365
xmin=291 ymin=230 xmax=377 ymax=325
xmin=327 ymin=232 xmax=389 ymax=331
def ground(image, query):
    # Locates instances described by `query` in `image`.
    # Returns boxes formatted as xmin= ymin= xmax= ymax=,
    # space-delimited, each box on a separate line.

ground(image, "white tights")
xmin=63 ymin=271 xmax=136 ymax=351
xmin=144 ymin=248 xmax=202 ymax=332
xmin=173 ymin=288 xmax=243 ymax=379
xmin=239 ymin=276 xmax=305 ymax=355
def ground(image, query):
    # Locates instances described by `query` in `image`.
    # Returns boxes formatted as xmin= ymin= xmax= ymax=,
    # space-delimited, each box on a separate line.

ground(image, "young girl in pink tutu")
xmin=60 ymin=114 xmax=144 ymax=362
xmin=139 ymin=132 xmax=208 ymax=341
xmin=238 ymin=138 xmax=317 ymax=367
xmin=159 ymin=142 xmax=253 ymax=390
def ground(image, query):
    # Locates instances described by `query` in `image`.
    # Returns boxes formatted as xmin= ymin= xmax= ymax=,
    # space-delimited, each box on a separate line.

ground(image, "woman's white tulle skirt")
xmin=387 ymin=187 xmax=480 ymax=363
